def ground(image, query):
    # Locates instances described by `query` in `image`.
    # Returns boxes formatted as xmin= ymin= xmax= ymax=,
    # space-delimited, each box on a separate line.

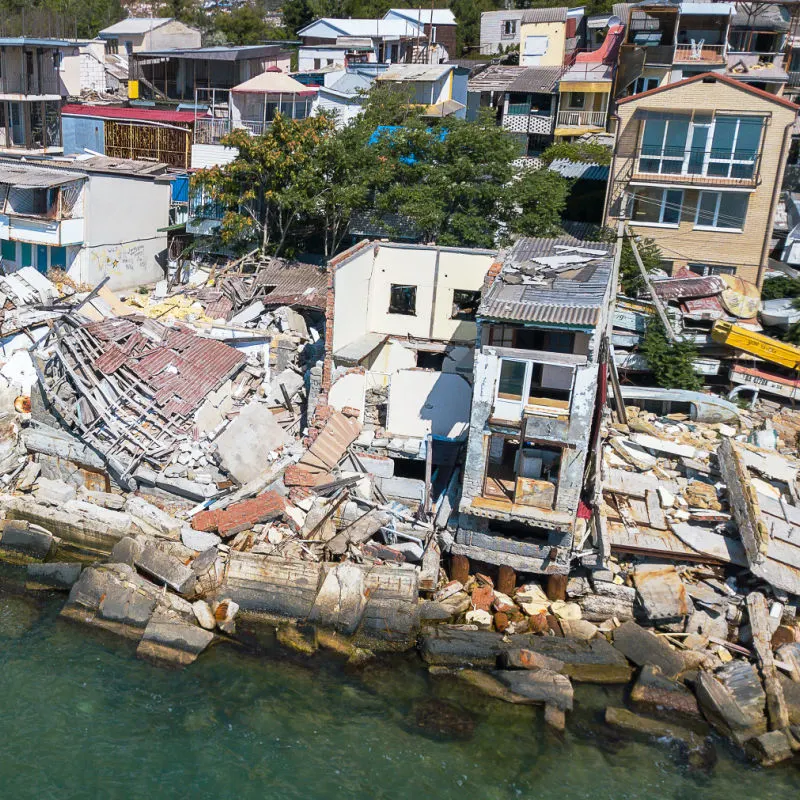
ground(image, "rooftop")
xmin=480 ymin=236 xmax=613 ymax=327
xmin=61 ymin=103 xmax=197 ymax=125
xmin=548 ymin=158 xmax=610 ymax=180
xmin=0 ymin=37 xmax=71 ymax=47
xmin=0 ymin=161 xmax=86 ymax=189
xmin=506 ymin=66 xmax=563 ymax=94
xmin=520 ymin=7 xmax=569 ymax=24
xmin=99 ymin=17 xmax=174 ymax=36
xmin=468 ymin=65 xmax=529 ymax=93
xmin=298 ymin=18 xmax=426 ymax=38
xmin=384 ymin=8 xmax=457 ymax=25
xmin=135 ymin=45 xmax=289 ymax=61
xmin=375 ymin=63 xmax=454 ymax=82
xmin=232 ymin=70 xmax=317 ymax=95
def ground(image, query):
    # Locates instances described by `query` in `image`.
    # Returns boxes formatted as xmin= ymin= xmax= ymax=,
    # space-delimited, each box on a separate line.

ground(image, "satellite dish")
xmin=608 ymin=15 xmax=622 ymax=27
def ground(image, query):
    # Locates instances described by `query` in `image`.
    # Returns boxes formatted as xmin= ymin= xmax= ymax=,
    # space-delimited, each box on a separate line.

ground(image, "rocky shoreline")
xmin=3 ymin=501 xmax=800 ymax=772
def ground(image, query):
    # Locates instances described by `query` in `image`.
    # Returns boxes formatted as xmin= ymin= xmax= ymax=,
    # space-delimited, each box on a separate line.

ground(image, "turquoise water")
xmin=1 ymin=578 xmax=800 ymax=800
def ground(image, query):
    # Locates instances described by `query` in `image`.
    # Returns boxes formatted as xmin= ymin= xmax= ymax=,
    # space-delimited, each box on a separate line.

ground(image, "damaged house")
xmin=323 ymin=239 xmax=497 ymax=508
xmin=455 ymin=237 xmax=614 ymax=574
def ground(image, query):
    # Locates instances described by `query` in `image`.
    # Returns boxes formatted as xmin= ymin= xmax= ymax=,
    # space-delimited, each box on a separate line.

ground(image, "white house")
xmin=298 ymin=18 xmax=425 ymax=63
xmin=0 ymin=156 xmax=171 ymax=289
xmin=98 ymin=17 xmax=202 ymax=55
xmin=479 ymin=10 xmax=524 ymax=55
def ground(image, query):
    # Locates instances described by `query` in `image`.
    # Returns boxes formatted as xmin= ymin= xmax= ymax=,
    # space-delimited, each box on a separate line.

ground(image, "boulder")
xmin=695 ymin=663 xmax=767 ymax=745
xmin=308 ymin=562 xmax=368 ymax=635
xmin=110 ymin=536 xmax=143 ymax=566
xmin=33 ymin=477 xmax=76 ymax=506
xmin=493 ymin=669 xmax=573 ymax=710
xmin=136 ymin=609 xmax=215 ymax=667
xmin=612 ymin=620 xmax=685 ymax=678
xmin=745 ymin=730 xmax=793 ymax=767
xmin=134 ymin=544 xmax=196 ymax=595
xmin=630 ymin=664 xmax=705 ymax=729
xmin=0 ymin=520 xmax=56 ymax=562
xmin=503 ymin=648 xmax=566 ymax=673
xmin=605 ymin=706 xmax=702 ymax=750
xmin=125 ymin=496 xmax=182 ymax=541
xmin=191 ymin=600 xmax=216 ymax=631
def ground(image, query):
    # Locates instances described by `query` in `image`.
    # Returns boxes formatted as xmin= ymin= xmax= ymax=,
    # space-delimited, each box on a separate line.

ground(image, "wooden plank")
xmin=646 ymin=489 xmax=667 ymax=530
xmin=747 ymin=591 xmax=790 ymax=731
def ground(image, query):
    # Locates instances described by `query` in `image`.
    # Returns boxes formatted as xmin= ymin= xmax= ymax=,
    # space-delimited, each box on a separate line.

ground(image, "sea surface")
xmin=2 ymin=573 xmax=800 ymax=800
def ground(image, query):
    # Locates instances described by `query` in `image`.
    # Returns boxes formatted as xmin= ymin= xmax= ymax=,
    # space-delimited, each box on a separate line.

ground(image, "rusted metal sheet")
xmin=652 ymin=275 xmax=725 ymax=301
xmin=681 ymin=294 xmax=726 ymax=320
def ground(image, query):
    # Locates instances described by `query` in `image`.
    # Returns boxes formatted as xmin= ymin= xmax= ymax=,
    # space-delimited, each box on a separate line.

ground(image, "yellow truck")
xmin=711 ymin=320 xmax=800 ymax=370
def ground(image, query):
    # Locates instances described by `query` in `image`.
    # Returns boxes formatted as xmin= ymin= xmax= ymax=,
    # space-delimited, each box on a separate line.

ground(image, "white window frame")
xmin=631 ymin=76 xmax=659 ymax=94
xmin=693 ymin=190 xmax=748 ymax=232
xmin=630 ymin=187 xmax=684 ymax=228
xmin=638 ymin=114 xmax=763 ymax=180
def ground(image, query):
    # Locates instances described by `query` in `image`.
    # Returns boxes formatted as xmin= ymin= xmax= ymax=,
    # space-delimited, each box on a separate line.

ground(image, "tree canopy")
xmin=193 ymin=87 xmax=570 ymax=257
xmin=641 ymin=318 xmax=703 ymax=392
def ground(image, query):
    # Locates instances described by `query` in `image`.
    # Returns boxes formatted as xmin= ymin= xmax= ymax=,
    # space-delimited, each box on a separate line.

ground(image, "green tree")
xmin=510 ymin=169 xmax=569 ymax=238
xmin=761 ymin=275 xmax=800 ymax=301
xmin=371 ymin=109 xmax=522 ymax=247
xmin=213 ymin=5 xmax=287 ymax=45
xmin=192 ymin=114 xmax=338 ymax=255
xmin=541 ymin=140 xmax=612 ymax=166
xmin=641 ymin=317 xmax=703 ymax=391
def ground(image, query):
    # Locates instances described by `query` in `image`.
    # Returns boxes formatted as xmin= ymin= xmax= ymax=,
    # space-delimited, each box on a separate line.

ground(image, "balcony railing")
xmin=631 ymin=146 xmax=761 ymax=187
xmin=674 ymin=43 xmax=726 ymax=64
xmin=643 ymin=44 xmax=677 ymax=66
xmin=556 ymin=109 xmax=607 ymax=128
xmin=193 ymin=117 xmax=273 ymax=145
xmin=788 ymin=70 xmax=800 ymax=88
xmin=0 ymin=67 xmax=61 ymax=95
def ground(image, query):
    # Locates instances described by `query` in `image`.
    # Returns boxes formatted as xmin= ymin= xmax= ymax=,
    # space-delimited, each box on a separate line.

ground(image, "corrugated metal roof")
xmin=506 ymin=66 xmax=563 ymax=93
xmin=0 ymin=161 xmax=86 ymax=188
xmin=521 ymin=7 xmax=568 ymax=23
xmin=468 ymin=65 xmax=529 ymax=93
xmin=100 ymin=17 xmax=173 ymax=35
xmin=256 ymin=260 xmax=328 ymax=309
xmin=548 ymin=158 xmax=609 ymax=180
xmin=479 ymin=236 xmax=613 ymax=326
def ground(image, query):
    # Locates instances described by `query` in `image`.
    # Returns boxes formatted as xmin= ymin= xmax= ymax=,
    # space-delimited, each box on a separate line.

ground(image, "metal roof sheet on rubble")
xmin=257 ymin=260 xmax=328 ymax=309
xmin=480 ymin=236 xmax=613 ymax=326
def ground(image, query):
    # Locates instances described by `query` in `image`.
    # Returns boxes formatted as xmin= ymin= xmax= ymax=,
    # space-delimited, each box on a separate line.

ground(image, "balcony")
xmin=0 ymin=214 xmax=84 ymax=246
xmin=0 ymin=62 xmax=61 ymax=97
xmin=674 ymin=43 xmax=726 ymax=64
xmin=788 ymin=70 xmax=800 ymax=88
xmin=556 ymin=109 xmax=607 ymax=129
xmin=631 ymin=147 xmax=761 ymax=188
xmin=193 ymin=117 xmax=272 ymax=145
xmin=503 ymin=108 xmax=555 ymax=135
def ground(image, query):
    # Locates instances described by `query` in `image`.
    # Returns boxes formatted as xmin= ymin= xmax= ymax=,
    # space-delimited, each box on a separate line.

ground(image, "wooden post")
xmin=625 ymin=225 xmax=680 ymax=342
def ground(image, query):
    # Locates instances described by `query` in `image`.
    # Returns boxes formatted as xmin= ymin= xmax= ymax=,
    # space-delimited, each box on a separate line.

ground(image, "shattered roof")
xmin=257 ymin=260 xmax=328 ymax=309
xmin=467 ymin=65 xmax=529 ymax=93
xmin=480 ymin=236 xmax=614 ymax=326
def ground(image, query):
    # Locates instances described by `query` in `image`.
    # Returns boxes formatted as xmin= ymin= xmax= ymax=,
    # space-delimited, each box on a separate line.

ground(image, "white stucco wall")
xmin=69 ymin=173 xmax=169 ymax=289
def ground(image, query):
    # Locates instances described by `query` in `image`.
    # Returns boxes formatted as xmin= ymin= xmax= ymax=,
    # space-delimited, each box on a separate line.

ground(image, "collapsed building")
xmin=455 ymin=237 xmax=614 ymax=574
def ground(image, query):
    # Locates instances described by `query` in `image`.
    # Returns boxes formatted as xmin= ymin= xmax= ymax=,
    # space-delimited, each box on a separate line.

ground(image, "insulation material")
xmin=386 ymin=370 xmax=471 ymax=439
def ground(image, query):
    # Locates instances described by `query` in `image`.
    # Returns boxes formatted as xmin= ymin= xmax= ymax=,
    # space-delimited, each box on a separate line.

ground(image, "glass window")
xmin=695 ymin=191 xmax=748 ymax=229
xmin=631 ymin=187 xmax=683 ymax=225
xmin=640 ymin=116 xmax=689 ymax=173
xmin=1 ymin=239 xmax=15 ymax=262
xmin=388 ymin=284 xmax=417 ymax=315
xmin=498 ymin=359 xmax=526 ymax=401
